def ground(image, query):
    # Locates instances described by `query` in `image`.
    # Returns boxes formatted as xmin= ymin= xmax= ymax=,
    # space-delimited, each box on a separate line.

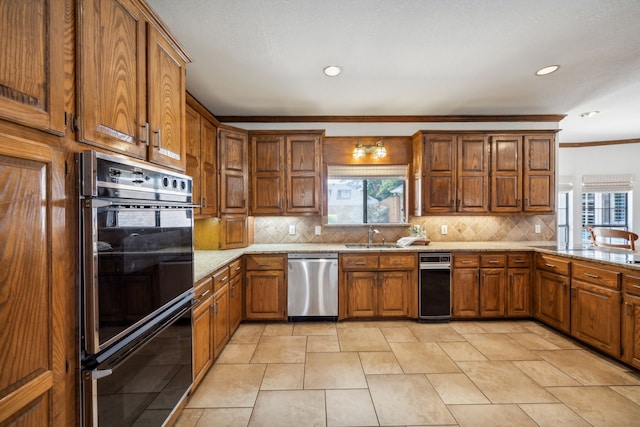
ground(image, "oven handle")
xmin=83 ymin=198 xmax=200 ymax=209
xmin=420 ymin=264 xmax=451 ymax=270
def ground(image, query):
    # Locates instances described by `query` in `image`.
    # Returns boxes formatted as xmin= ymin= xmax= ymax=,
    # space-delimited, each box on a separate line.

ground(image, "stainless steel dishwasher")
xmin=287 ymin=253 xmax=338 ymax=320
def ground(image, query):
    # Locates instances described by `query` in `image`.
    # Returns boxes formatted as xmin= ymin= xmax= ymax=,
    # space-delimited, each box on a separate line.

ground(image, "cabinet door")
xmin=507 ymin=268 xmax=531 ymax=317
xmin=219 ymin=128 xmax=248 ymax=214
xmin=346 ymin=271 xmax=377 ymax=318
xmin=147 ymin=23 xmax=187 ymax=170
xmin=219 ymin=214 xmax=247 ymax=249
xmin=534 ymin=270 xmax=570 ymax=333
xmin=185 ymin=105 xmax=202 ymax=209
xmin=251 ymin=134 xmax=285 ymax=214
xmin=423 ymin=134 xmax=456 ymax=213
xmin=378 ymin=271 xmax=411 ymax=317
xmin=457 ymin=135 xmax=489 ymax=212
xmin=479 ymin=268 xmax=505 ymax=317
xmin=0 ymin=0 xmax=65 ymax=134
xmin=78 ymin=0 xmax=147 ymax=157
xmin=286 ymin=135 xmax=321 ymax=214
xmin=571 ymin=280 xmax=621 ymax=357
xmin=229 ymin=275 xmax=243 ymax=334
xmin=452 ymin=268 xmax=479 ymax=317
xmin=622 ymin=293 xmax=640 ymax=369
xmin=245 ymin=271 xmax=286 ymax=320
xmin=491 ymin=135 xmax=523 ymax=212
xmin=192 ymin=296 xmax=213 ymax=387
xmin=523 ymin=135 xmax=555 ymax=212
xmin=212 ymin=285 xmax=230 ymax=359
xmin=201 ymin=119 xmax=218 ymax=216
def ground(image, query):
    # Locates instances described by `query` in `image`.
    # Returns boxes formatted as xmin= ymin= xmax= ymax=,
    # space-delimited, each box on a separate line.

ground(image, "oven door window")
xmin=95 ymin=206 xmax=193 ymax=348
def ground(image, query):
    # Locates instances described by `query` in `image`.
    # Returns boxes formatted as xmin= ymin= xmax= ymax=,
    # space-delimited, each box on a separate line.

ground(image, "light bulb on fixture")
xmin=373 ymin=140 xmax=387 ymax=159
xmin=352 ymin=141 xmax=365 ymax=158
xmin=353 ymin=139 xmax=387 ymax=159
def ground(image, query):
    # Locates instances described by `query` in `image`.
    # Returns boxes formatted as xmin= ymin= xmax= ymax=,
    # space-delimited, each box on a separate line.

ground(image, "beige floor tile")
xmin=229 ymin=324 xmax=265 ymax=344
xmin=195 ymin=408 xmax=253 ymax=427
xmin=362 ymin=320 xmax=413 ymax=328
xmin=538 ymin=349 xmax=640 ymax=385
xmin=518 ymin=403 xmax=590 ymax=427
xmin=408 ymin=323 xmax=465 ymax=342
xmin=304 ymin=352 xmax=367 ymax=389
xmin=512 ymin=360 xmax=581 ymax=387
xmin=522 ymin=324 xmax=582 ymax=349
xmin=250 ymin=335 xmax=307 ymax=363
xmin=610 ymin=385 xmax=640 ymax=405
xmin=449 ymin=321 xmax=489 ymax=334
xmin=249 ymin=390 xmax=326 ymax=427
xmin=260 ymin=363 xmax=304 ymax=390
xmin=216 ymin=343 xmax=257 ymax=364
xmin=307 ymin=335 xmax=340 ymax=352
xmin=427 ymin=373 xmax=490 ymax=404
xmin=367 ymin=374 xmax=456 ymax=425
xmin=549 ymin=386 xmax=640 ymax=426
xmin=338 ymin=327 xmax=390 ymax=351
xmin=358 ymin=351 xmax=403 ymax=374
xmin=463 ymin=333 xmax=541 ymax=360
xmin=437 ymin=341 xmax=488 ymax=361
xmin=474 ymin=320 xmax=530 ymax=333
xmin=293 ymin=322 xmax=337 ymax=336
xmin=380 ymin=326 xmax=418 ymax=342
xmin=173 ymin=408 xmax=203 ymax=427
xmin=507 ymin=332 xmax=561 ymax=350
xmin=457 ymin=361 xmax=557 ymax=403
xmin=262 ymin=323 xmax=293 ymax=336
xmin=390 ymin=342 xmax=460 ymax=374
xmin=336 ymin=321 xmax=369 ymax=328
xmin=187 ymin=364 xmax=266 ymax=408
xmin=448 ymin=404 xmax=538 ymax=427
xmin=326 ymin=389 xmax=379 ymax=427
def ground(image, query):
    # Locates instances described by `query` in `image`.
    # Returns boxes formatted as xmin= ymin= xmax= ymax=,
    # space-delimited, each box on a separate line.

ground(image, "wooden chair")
xmin=586 ymin=226 xmax=638 ymax=251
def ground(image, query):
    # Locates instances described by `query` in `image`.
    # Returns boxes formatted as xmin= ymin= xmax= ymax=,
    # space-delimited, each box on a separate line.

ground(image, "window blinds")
xmin=582 ymin=174 xmax=634 ymax=192
xmin=327 ymin=164 xmax=408 ymax=180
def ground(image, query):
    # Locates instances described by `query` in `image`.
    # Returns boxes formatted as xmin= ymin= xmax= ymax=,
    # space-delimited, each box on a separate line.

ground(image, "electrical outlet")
xmin=535 ymin=224 xmax=541 ymax=234
xmin=441 ymin=225 xmax=448 ymax=235
xmin=315 ymin=225 xmax=322 ymax=235
xmin=289 ymin=225 xmax=296 ymax=235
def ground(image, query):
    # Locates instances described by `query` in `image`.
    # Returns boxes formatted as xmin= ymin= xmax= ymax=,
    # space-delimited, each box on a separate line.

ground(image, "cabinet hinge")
xmin=70 ymin=114 xmax=80 ymax=132
xmin=64 ymin=160 xmax=69 ymax=176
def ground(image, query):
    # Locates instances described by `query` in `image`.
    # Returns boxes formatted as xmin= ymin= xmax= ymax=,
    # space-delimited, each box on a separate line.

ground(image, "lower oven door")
xmin=81 ymin=300 xmax=193 ymax=427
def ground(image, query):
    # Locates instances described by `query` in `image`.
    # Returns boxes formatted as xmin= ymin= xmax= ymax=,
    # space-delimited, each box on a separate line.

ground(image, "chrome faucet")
xmin=368 ymin=226 xmax=380 ymax=245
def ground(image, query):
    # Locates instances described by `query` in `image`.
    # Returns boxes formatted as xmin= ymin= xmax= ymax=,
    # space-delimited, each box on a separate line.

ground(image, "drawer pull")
xmin=235 ymin=266 xmax=241 ymax=271
xmin=355 ymin=261 xmax=366 ymax=265
xmin=632 ymin=285 xmax=640 ymax=290
xmin=488 ymin=260 xmax=499 ymax=263
xmin=583 ymin=272 xmax=599 ymax=279
xmin=461 ymin=260 xmax=473 ymax=264
xmin=199 ymin=289 xmax=211 ymax=298
xmin=514 ymin=260 xmax=525 ymax=263
xmin=259 ymin=263 xmax=270 ymax=267
xmin=544 ymin=263 xmax=556 ymax=268
xmin=220 ymin=275 xmax=228 ymax=282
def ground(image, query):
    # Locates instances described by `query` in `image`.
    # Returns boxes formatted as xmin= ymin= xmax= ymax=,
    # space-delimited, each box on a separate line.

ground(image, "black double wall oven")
xmin=79 ymin=151 xmax=195 ymax=426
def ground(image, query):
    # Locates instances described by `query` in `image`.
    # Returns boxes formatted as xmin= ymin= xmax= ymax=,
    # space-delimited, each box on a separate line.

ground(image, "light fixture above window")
xmin=323 ymin=65 xmax=342 ymax=77
xmin=352 ymin=139 xmax=387 ymax=159
xmin=535 ymin=65 xmax=560 ymax=76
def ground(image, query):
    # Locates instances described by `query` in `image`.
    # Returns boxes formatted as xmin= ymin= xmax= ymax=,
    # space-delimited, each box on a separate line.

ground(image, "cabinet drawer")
xmin=229 ymin=258 xmax=243 ymax=278
xmin=194 ymin=277 xmax=213 ymax=307
xmin=379 ymin=253 xmax=416 ymax=269
xmin=245 ymin=254 xmax=286 ymax=270
xmin=572 ymin=261 xmax=620 ymax=290
xmin=453 ymin=254 xmax=479 ymax=268
xmin=536 ymin=253 xmax=571 ymax=276
xmin=341 ymin=254 xmax=379 ymax=270
xmin=480 ymin=254 xmax=506 ymax=268
xmin=212 ymin=266 xmax=230 ymax=291
xmin=623 ymin=272 xmax=640 ymax=296
xmin=508 ymin=253 xmax=531 ymax=268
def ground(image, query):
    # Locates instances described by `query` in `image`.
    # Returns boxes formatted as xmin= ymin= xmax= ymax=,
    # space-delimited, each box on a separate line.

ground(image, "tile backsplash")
xmin=252 ymin=215 xmax=556 ymax=244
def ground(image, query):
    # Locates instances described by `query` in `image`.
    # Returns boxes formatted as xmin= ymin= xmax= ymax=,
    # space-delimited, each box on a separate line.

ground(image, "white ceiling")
xmin=148 ymin=0 xmax=640 ymax=143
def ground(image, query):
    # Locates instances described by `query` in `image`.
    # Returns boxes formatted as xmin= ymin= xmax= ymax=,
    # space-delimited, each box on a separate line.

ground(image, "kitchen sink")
xmin=345 ymin=244 xmax=402 ymax=249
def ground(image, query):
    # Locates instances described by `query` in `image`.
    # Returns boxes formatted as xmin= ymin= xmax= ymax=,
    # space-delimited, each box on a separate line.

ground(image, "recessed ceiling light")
xmin=323 ymin=65 xmax=342 ymax=77
xmin=580 ymin=111 xmax=600 ymax=118
xmin=535 ymin=65 xmax=560 ymax=76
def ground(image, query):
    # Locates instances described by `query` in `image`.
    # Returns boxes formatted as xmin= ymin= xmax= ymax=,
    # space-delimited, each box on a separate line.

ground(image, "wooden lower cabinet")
xmin=535 ymin=269 xmax=571 ymax=334
xmin=228 ymin=259 xmax=244 ymax=334
xmin=245 ymin=254 xmax=287 ymax=320
xmin=622 ymin=271 xmax=640 ymax=368
xmin=452 ymin=266 xmax=480 ymax=317
xmin=479 ymin=268 xmax=506 ymax=317
xmin=507 ymin=253 xmax=532 ymax=317
xmin=212 ymin=284 xmax=230 ymax=359
xmin=341 ymin=253 xmax=415 ymax=319
xmin=192 ymin=278 xmax=213 ymax=389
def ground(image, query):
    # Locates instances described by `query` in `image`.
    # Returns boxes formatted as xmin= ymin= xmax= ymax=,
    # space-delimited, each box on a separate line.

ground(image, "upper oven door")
xmin=82 ymin=200 xmax=194 ymax=355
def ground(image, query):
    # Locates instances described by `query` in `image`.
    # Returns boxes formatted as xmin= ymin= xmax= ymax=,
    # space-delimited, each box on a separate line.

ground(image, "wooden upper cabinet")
xmin=422 ymin=134 xmax=456 ymax=213
xmin=0 ymin=0 xmax=65 ymax=134
xmin=286 ymin=134 xmax=321 ymax=214
xmin=251 ymin=134 xmax=285 ymax=214
xmin=490 ymin=135 xmax=523 ymax=212
xmin=77 ymin=0 xmax=189 ymax=170
xmin=185 ymin=104 xmax=201 ymax=206
xmin=219 ymin=127 xmax=248 ymax=214
xmin=523 ymin=134 xmax=555 ymax=212
xmin=249 ymin=131 xmax=322 ymax=215
xmin=457 ymin=135 xmax=489 ymax=212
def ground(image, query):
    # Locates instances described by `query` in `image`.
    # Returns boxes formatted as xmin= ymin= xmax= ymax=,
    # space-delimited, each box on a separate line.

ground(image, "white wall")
xmin=558 ymin=142 xmax=640 ymax=247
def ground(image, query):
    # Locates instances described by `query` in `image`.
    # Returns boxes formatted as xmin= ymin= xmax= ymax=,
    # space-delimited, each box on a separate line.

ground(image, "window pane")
xmin=366 ymin=179 xmax=404 ymax=223
xmin=327 ymin=179 xmax=364 ymax=224
xmin=581 ymin=191 xmax=630 ymax=245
